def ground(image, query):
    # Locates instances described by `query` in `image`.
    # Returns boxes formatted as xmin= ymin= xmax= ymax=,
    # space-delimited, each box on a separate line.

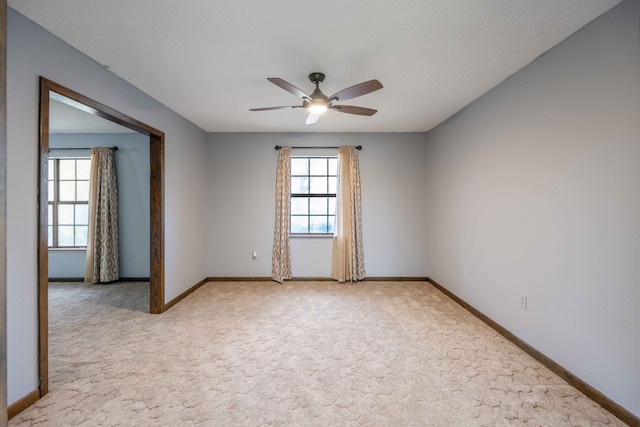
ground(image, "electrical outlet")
xmin=520 ymin=295 xmax=527 ymax=310
xmin=252 ymin=251 xmax=257 ymax=260
xmin=128 ymin=252 xmax=134 ymax=261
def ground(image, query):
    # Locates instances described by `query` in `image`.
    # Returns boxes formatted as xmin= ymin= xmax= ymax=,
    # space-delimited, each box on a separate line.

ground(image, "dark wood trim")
xmin=162 ymin=278 xmax=208 ymax=312
xmin=7 ymin=389 xmax=39 ymax=420
xmin=206 ymin=277 xmax=274 ymax=282
xmin=166 ymin=277 xmax=430 ymax=309
xmin=149 ymin=132 xmax=164 ymax=314
xmin=204 ymin=277 xmax=429 ymax=282
xmin=47 ymin=277 xmax=150 ymax=283
xmin=426 ymin=277 xmax=640 ymax=427
xmin=44 ymin=80 xmax=159 ymax=136
xmin=37 ymin=78 xmax=50 ymax=398
xmin=291 ymin=277 xmax=429 ymax=282
xmin=38 ymin=77 xmax=165 ymax=399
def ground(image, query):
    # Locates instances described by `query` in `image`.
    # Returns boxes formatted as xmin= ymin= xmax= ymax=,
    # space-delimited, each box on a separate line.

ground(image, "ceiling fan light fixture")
xmin=308 ymin=103 xmax=328 ymax=114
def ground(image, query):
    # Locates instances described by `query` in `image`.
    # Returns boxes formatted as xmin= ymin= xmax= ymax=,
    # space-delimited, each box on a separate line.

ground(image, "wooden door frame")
xmin=38 ymin=77 xmax=165 ymax=396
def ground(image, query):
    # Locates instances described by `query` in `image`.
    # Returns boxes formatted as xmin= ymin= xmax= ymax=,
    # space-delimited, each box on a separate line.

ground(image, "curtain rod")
xmin=49 ymin=146 xmax=118 ymax=151
xmin=274 ymin=145 xmax=361 ymax=150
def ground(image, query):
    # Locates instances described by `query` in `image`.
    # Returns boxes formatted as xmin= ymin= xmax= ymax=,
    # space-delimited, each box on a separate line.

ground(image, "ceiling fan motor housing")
xmin=308 ymin=72 xmax=325 ymax=84
xmin=306 ymin=72 xmax=329 ymax=110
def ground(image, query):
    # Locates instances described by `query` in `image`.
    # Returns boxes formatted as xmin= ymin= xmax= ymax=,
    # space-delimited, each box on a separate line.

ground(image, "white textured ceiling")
xmin=9 ymin=0 xmax=621 ymax=133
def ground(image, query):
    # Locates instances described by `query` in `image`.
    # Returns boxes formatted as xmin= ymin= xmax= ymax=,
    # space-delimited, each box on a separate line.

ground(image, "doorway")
xmin=37 ymin=77 xmax=165 ymax=396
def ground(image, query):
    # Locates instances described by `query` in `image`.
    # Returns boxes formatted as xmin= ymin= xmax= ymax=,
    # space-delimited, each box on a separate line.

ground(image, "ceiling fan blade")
xmin=328 ymin=79 xmax=383 ymax=102
xmin=331 ymin=105 xmax=378 ymax=116
xmin=249 ymin=106 xmax=301 ymax=111
xmin=267 ymin=78 xmax=311 ymax=100
xmin=306 ymin=112 xmax=321 ymax=125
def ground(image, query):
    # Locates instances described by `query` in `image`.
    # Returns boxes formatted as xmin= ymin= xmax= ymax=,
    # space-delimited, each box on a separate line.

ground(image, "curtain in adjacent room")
xmin=272 ymin=146 xmax=292 ymax=283
xmin=331 ymin=146 xmax=366 ymax=283
xmin=84 ymin=147 xmax=119 ymax=284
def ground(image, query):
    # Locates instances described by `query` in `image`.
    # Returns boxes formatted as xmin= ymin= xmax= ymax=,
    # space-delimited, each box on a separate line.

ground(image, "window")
xmin=48 ymin=158 xmax=91 ymax=248
xmin=290 ymin=156 xmax=338 ymax=235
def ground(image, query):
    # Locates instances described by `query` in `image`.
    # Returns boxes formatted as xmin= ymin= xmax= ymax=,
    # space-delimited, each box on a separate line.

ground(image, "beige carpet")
xmin=10 ymin=280 xmax=625 ymax=426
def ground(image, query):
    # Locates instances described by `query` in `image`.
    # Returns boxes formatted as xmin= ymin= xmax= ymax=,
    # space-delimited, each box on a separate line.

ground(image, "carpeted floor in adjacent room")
xmin=9 ymin=280 xmax=626 ymax=426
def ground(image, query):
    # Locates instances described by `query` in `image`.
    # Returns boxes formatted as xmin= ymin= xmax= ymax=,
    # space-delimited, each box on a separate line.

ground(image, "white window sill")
xmin=290 ymin=234 xmax=334 ymax=239
xmin=48 ymin=247 xmax=87 ymax=252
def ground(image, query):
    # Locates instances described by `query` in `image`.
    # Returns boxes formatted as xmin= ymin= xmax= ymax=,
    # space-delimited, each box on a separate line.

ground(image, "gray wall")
xmin=423 ymin=0 xmax=639 ymax=416
xmin=206 ymin=133 xmax=429 ymax=278
xmin=7 ymin=0 xmax=639 ymax=419
xmin=49 ymin=133 xmax=150 ymax=279
xmin=7 ymin=9 xmax=208 ymax=405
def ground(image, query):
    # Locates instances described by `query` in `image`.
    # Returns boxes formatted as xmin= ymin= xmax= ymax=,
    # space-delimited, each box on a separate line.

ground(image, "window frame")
xmin=289 ymin=155 xmax=338 ymax=236
xmin=48 ymin=157 xmax=91 ymax=249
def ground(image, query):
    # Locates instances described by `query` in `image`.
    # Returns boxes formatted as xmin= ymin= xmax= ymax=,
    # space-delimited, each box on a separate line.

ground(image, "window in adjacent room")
xmin=290 ymin=156 xmax=337 ymax=235
xmin=48 ymin=157 xmax=91 ymax=248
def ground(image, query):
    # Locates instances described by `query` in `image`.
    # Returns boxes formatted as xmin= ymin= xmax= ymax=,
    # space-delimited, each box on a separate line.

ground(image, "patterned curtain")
xmin=331 ymin=146 xmax=366 ymax=283
xmin=272 ymin=146 xmax=292 ymax=283
xmin=84 ymin=147 xmax=119 ymax=283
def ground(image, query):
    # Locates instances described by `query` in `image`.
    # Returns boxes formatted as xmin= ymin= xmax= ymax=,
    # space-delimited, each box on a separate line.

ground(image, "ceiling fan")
xmin=250 ymin=72 xmax=383 ymax=125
